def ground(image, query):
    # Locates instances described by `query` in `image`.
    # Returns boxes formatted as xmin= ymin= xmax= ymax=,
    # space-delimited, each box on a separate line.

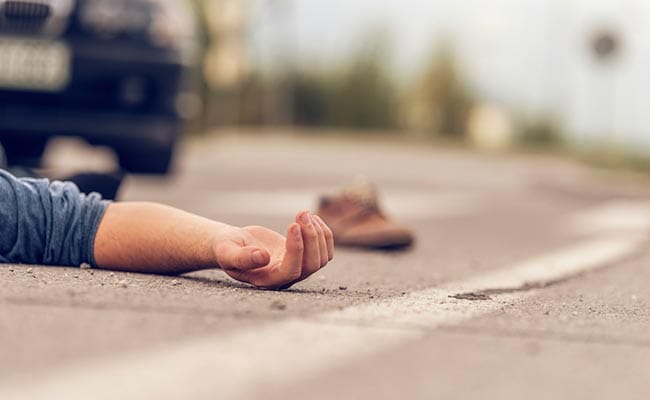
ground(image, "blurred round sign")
xmin=591 ymin=31 xmax=620 ymax=62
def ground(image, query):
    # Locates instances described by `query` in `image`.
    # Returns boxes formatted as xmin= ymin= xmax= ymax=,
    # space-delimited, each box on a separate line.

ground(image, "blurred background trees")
xmin=183 ymin=0 xmax=650 ymax=168
xmin=188 ymin=0 xmax=471 ymax=137
xmin=401 ymin=43 xmax=474 ymax=138
xmin=289 ymin=32 xmax=398 ymax=130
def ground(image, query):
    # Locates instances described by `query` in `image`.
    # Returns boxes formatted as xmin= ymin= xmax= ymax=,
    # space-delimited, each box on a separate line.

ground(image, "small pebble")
xmin=109 ymin=272 xmax=115 ymax=277
xmin=80 ymin=263 xmax=92 ymax=270
xmin=74 ymin=275 xmax=79 ymax=279
xmin=338 ymin=286 xmax=347 ymax=291
xmin=118 ymin=279 xmax=128 ymax=288
xmin=171 ymin=280 xmax=181 ymax=286
xmin=26 ymin=268 xmax=33 ymax=274
xmin=270 ymin=300 xmax=287 ymax=311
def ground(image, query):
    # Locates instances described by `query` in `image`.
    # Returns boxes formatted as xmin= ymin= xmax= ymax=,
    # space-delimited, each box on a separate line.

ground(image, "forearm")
xmin=93 ymin=202 xmax=233 ymax=275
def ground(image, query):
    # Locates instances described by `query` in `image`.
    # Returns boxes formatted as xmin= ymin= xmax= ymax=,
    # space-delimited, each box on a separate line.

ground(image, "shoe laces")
xmin=340 ymin=178 xmax=381 ymax=213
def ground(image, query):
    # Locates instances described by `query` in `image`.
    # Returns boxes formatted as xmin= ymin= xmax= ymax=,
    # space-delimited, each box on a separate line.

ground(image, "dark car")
xmin=0 ymin=0 xmax=198 ymax=174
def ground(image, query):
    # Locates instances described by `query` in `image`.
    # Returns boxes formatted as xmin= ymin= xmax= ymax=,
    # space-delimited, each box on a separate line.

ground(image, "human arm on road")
xmin=0 ymin=168 xmax=333 ymax=289
xmin=94 ymin=203 xmax=334 ymax=289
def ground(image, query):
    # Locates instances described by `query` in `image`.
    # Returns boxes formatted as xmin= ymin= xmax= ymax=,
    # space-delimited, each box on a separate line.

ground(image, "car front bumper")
xmin=0 ymin=105 xmax=180 ymax=149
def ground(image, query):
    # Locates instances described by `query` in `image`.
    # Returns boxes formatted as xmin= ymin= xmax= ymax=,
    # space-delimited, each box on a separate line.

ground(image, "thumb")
xmin=215 ymin=241 xmax=270 ymax=271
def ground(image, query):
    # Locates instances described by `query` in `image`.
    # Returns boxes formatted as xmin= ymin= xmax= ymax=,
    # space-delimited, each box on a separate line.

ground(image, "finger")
xmin=296 ymin=210 xmax=321 ymax=273
xmin=228 ymin=224 xmax=304 ymax=290
xmin=311 ymin=216 xmax=328 ymax=267
xmin=264 ymin=222 xmax=304 ymax=288
xmin=214 ymin=241 xmax=270 ymax=271
xmin=314 ymin=215 xmax=334 ymax=261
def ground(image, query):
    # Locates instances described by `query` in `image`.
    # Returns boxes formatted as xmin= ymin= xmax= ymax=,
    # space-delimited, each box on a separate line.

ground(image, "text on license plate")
xmin=0 ymin=38 xmax=71 ymax=92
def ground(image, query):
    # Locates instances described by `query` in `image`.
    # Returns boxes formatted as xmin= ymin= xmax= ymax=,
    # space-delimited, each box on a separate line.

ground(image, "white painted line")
xmin=2 ymin=231 xmax=645 ymax=400
xmin=318 ymin=233 xmax=646 ymax=330
xmin=200 ymin=189 xmax=481 ymax=219
xmin=2 ymin=322 xmax=424 ymax=400
xmin=569 ymin=200 xmax=650 ymax=235
xmin=1 ymin=202 xmax=648 ymax=400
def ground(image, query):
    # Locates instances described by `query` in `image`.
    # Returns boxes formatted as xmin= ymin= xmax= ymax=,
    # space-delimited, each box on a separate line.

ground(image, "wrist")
xmin=210 ymin=223 xmax=245 ymax=269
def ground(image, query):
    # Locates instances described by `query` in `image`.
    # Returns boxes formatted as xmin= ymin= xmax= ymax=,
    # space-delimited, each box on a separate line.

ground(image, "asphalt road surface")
xmin=2 ymin=130 xmax=650 ymax=400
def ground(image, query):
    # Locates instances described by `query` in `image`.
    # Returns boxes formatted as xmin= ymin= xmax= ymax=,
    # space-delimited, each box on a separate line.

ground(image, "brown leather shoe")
xmin=317 ymin=179 xmax=414 ymax=249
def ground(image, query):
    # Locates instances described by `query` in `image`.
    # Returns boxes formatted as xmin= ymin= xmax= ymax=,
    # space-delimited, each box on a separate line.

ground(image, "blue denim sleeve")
xmin=0 ymin=169 xmax=109 ymax=267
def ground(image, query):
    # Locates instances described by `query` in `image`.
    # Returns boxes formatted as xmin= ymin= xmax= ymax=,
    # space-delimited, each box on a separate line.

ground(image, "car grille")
xmin=4 ymin=1 xmax=50 ymax=20
xmin=0 ymin=0 xmax=72 ymax=35
xmin=1 ymin=0 xmax=50 ymax=30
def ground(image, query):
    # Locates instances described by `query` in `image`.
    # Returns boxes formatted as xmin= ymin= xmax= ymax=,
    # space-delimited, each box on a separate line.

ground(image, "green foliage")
xmin=288 ymin=32 xmax=398 ymax=129
xmin=516 ymin=114 xmax=563 ymax=148
xmin=289 ymin=72 xmax=332 ymax=126
xmin=404 ymin=43 xmax=474 ymax=137
xmin=326 ymin=41 xmax=398 ymax=129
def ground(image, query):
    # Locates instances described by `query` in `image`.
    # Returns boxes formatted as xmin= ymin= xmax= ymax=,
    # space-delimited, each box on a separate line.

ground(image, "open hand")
xmin=214 ymin=210 xmax=334 ymax=289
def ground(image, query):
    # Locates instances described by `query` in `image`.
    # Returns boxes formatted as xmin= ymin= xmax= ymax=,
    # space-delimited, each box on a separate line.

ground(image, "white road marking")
xmin=318 ymin=233 xmax=645 ymax=330
xmin=201 ymin=189 xmax=481 ymax=219
xmin=569 ymin=200 xmax=650 ymax=235
xmin=1 ymin=203 xmax=648 ymax=400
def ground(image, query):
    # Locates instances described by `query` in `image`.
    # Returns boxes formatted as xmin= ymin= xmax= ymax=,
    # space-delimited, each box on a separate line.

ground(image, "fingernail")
xmin=252 ymin=250 xmax=266 ymax=265
xmin=301 ymin=212 xmax=311 ymax=224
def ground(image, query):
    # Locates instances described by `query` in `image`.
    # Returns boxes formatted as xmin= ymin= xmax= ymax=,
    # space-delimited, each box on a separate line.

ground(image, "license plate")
xmin=0 ymin=37 xmax=71 ymax=92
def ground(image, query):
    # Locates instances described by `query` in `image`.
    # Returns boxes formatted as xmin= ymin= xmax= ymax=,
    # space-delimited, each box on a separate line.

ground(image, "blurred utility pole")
xmin=203 ymin=0 xmax=251 ymax=125
xmin=589 ymin=28 xmax=621 ymax=144
xmin=262 ymin=0 xmax=296 ymax=126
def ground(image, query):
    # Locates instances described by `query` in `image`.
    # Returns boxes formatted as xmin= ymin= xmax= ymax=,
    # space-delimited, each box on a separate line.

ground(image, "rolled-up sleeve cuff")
xmin=87 ymin=199 xmax=110 ymax=268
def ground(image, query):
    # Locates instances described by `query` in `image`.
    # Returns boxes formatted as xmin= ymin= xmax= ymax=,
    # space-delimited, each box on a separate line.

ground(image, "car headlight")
xmin=79 ymin=0 xmax=197 ymax=65
xmin=147 ymin=0 xmax=198 ymax=64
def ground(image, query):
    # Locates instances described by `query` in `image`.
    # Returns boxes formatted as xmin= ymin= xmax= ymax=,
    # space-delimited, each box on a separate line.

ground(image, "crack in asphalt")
xmin=450 ymin=277 xmax=587 ymax=301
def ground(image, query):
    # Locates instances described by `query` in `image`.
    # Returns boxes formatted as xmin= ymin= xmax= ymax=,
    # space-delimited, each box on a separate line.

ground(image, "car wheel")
xmin=0 ymin=135 xmax=49 ymax=167
xmin=116 ymin=144 xmax=175 ymax=175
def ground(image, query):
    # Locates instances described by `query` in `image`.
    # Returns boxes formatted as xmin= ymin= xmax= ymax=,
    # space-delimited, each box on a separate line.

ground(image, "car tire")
xmin=0 ymin=135 xmax=48 ymax=167
xmin=116 ymin=143 xmax=175 ymax=175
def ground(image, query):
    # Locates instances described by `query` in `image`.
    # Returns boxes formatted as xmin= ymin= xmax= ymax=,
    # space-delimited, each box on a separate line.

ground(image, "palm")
xmin=215 ymin=211 xmax=333 ymax=289
xmin=240 ymin=226 xmax=286 ymax=268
